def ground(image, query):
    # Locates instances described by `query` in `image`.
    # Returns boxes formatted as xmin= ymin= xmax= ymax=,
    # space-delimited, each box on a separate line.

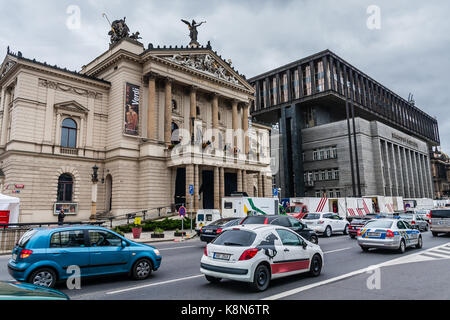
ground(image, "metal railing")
xmin=0 ymin=221 xmax=104 ymax=255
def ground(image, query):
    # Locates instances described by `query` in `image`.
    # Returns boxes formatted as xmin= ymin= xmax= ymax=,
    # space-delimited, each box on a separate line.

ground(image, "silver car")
xmin=396 ymin=213 xmax=429 ymax=232
xmin=357 ymin=219 xmax=422 ymax=253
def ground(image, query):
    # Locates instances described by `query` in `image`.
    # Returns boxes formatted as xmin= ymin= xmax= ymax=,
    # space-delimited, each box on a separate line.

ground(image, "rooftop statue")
xmin=103 ymin=14 xmax=140 ymax=45
xmin=181 ymin=19 xmax=206 ymax=47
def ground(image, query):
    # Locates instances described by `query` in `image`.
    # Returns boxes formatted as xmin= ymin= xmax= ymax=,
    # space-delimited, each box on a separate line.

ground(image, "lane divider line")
xmin=106 ymin=274 xmax=204 ymax=295
xmin=262 ymin=241 xmax=450 ymax=300
xmin=323 ymin=247 xmax=351 ymax=254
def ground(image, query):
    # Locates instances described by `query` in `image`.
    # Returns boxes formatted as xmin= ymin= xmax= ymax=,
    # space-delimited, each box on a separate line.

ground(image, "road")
xmin=1 ymin=232 xmax=450 ymax=300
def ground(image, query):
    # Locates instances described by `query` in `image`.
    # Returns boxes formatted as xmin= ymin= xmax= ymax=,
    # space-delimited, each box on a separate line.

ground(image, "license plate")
xmin=204 ymin=230 xmax=214 ymax=234
xmin=214 ymin=253 xmax=231 ymax=261
xmin=367 ymin=232 xmax=381 ymax=237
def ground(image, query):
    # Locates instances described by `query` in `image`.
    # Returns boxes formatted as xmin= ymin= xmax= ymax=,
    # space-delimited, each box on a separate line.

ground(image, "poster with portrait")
xmin=124 ymin=83 xmax=140 ymax=135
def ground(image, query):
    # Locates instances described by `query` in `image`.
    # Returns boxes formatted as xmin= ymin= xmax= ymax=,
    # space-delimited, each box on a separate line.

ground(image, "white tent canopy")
xmin=0 ymin=193 xmax=20 ymax=224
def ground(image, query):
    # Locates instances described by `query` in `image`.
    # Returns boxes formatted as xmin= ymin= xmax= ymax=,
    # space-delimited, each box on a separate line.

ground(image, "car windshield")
xmin=212 ymin=230 xmax=256 ymax=247
xmin=303 ymin=214 xmax=320 ymax=220
xmin=18 ymin=230 xmax=38 ymax=247
xmin=286 ymin=206 xmax=302 ymax=213
xmin=364 ymin=220 xmax=393 ymax=229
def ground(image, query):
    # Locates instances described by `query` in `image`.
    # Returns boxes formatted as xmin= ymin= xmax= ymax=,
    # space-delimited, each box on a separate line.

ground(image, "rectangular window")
xmin=332 ymin=147 xmax=337 ymax=159
xmin=334 ymin=169 xmax=340 ymax=180
xmin=321 ymin=171 xmax=326 ymax=181
xmin=319 ymin=150 xmax=325 ymax=160
xmin=314 ymin=171 xmax=320 ymax=181
xmin=313 ymin=151 xmax=318 ymax=161
xmin=336 ymin=191 xmax=341 ymax=198
xmin=315 ymin=191 xmax=321 ymax=198
xmin=50 ymin=230 xmax=85 ymax=248
xmin=328 ymin=170 xmax=333 ymax=180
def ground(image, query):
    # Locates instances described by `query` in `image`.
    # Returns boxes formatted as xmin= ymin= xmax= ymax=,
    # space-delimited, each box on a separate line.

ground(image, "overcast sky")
xmin=1 ymin=0 xmax=449 ymax=152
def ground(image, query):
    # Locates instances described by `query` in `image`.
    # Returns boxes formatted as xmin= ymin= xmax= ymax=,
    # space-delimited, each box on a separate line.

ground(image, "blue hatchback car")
xmin=7 ymin=226 xmax=162 ymax=288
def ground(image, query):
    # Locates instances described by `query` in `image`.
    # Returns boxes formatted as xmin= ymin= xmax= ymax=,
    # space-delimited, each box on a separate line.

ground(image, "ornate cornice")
xmin=38 ymin=79 xmax=103 ymax=100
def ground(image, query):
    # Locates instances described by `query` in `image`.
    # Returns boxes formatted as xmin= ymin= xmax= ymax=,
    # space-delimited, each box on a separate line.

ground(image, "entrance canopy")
xmin=0 ymin=194 xmax=20 ymax=224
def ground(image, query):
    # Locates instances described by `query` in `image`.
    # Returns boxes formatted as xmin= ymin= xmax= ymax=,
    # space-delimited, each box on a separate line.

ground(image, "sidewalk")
xmin=123 ymin=229 xmax=198 ymax=244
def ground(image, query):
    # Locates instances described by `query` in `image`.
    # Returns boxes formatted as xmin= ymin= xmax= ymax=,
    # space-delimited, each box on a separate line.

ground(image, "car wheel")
xmin=205 ymin=275 xmax=222 ymax=283
xmin=250 ymin=264 xmax=270 ymax=292
xmin=309 ymin=254 xmax=322 ymax=277
xmin=432 ymin=232 xmax=439 ymax=237
xmin=398 ymin=239 xmax=406 ymax=254
xmin=324 ymin=226 xmax=332 ymax=237
xmin=310 ymin=235 xmax=319 ymax=245
xmin=360 ymin=246 xmax=370 ymax=252
xmin=132 ymin=258 xmax=153 ymax=280
xmin=424 ymin=225 xmax=429 ymax=232
xmin=29 ymin=268 xmax=57 ymax=288
xmin=416 ymin=236 xmax=423 ymax=249
xmin=343 ymin=225 xmax=349 ymax=235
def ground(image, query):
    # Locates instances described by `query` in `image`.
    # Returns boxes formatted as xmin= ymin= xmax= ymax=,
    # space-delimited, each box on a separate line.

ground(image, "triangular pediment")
xmin=0 ymin=56 xmax=17 ymax=81
xmin=54 ymin=101 xmax=89 ymax=114
xmin=153 ymin=50 xmax=253 ymax=90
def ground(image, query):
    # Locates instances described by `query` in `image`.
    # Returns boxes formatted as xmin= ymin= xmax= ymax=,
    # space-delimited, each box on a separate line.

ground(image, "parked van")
xmin=430 ymin=209 xmax=450 ymax=236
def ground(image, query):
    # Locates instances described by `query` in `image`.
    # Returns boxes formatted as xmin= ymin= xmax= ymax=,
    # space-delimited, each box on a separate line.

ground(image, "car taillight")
xmin=356 ymin=229 xmax=361 ymax=236
xmin=201 ymin=227 xmax=204 ymax=233
xmin=20 ymin=249 xmax=33 ymax=259
xmin=319 ymin=220 xmax=325 ymax=224
xmin=216 ymin=229 xmax=223 ymax=234
xmin=386 ymin=230 xmax=394 ymax=238
xmin=264 ymin=218 xmax=268 ymax=224
xmin=411 ymin=221 xmax=416 ymax=225
xmin=239 ymin=249 xmax=259 ymax=261
xmin=204 ymin=246 xmax=208 ymax=256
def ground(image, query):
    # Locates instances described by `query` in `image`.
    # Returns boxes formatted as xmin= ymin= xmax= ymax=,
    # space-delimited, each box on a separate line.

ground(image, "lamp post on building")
xmin=90 ymin=165 xmax=99 ymax=222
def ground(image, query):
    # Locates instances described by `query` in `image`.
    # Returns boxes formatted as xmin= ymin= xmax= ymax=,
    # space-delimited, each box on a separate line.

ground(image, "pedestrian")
xmin=58 ymin=209 xmax=65 ymax=226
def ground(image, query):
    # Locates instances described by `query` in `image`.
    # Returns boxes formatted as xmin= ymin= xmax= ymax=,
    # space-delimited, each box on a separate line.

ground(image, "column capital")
xmin=190 ymin=85 xmax=198 ymax=93
xmin=164 ymin=77 xmax=174 ymax=85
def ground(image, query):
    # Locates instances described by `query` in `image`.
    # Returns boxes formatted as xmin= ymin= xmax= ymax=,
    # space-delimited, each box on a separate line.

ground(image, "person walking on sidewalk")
xmin=58 ymin=209 xmax=65 ymax=226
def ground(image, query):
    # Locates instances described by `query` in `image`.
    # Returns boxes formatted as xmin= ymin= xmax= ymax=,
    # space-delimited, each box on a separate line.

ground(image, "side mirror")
xmin=121 ymin=240 xmax=128 ymax=247
xmin=302 ymin=241 xmax=307 ymax=249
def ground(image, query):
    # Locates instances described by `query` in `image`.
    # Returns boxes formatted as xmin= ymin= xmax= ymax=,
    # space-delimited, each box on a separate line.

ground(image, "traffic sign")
xmin=189 ymin=185 xmax=194 ymax=196
xmin=179 ymin=206 xmax=186 ymax=217
xmin=273 ymin=188 xmax=278 ymax=197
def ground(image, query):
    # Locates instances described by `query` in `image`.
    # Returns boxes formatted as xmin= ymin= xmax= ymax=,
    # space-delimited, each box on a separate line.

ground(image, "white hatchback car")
xmin=302 ymin=212 xmax=349 ymax=237
xmin=200 ymin=225 xmax=323 ymax=291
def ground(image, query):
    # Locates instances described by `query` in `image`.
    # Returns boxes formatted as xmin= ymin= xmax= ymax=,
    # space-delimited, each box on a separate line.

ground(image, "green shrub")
xmin=116 ymin=218 xmax=194 ymax=233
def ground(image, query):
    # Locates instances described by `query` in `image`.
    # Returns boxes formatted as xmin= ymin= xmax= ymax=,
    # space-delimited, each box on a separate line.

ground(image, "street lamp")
xmin=90 ymin=165 xmax=99 ymax=221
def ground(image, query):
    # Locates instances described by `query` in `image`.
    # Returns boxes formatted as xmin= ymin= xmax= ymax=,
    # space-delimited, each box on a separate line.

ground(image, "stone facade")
xmin=0 ymin=39 xmax=272 ymax=223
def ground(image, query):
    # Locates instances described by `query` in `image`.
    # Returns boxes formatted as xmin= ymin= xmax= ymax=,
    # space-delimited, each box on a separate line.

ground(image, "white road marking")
xmin=263 ymin=242 xmax=450 ymax=300
xmin=106 ymin=274 xmax=204 ymax=295
xmin=323 ymin=247 xmax=351 ymax=254
xmin=421 ymin=251 xmax=450 ymax=259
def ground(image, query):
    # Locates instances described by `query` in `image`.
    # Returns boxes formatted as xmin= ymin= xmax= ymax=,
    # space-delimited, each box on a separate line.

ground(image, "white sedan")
xmin=302 ymin=212 xmax=349 ymax=237
xmin=200 ymin=225 xmax=323 ymax=291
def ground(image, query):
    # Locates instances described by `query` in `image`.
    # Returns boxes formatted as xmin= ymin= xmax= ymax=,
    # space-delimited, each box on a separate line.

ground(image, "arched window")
xmin=61 ymin=118 xmax=77 ymax=148
xmin=57 ymin=174 xmax=73 ymax=202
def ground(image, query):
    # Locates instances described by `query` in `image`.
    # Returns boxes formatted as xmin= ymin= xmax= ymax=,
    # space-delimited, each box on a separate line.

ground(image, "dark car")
xmin=240 ymin=215 xmax=319 ymax=244
xmin=0 ymin=281 xmax=69 ymax=300
xmin=348 ymin=218 xmax=371 ymax=238
xmin=200 ymin=218 xmax=243 ymax=243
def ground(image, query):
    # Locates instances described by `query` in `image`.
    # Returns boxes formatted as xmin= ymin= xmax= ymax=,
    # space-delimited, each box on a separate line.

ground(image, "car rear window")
xmin=431 ymin=210 xmax=450 ymax=219
xmin=212 ymin=230 xmax=256 ymax=246
xmin=242 ymin=216 xmax=267 ymax=224
xmin=303 ymin=214 xmax=320 ymax=220
xmin=212 ymin=219 xmax=235 ymax=227
xmin=18 ymin=229 xmax=38 ymax=247
xmin=351 ymin=219 xmax=365 ymax=224
xmin=364 ymin=220 xmax=393 ymax=229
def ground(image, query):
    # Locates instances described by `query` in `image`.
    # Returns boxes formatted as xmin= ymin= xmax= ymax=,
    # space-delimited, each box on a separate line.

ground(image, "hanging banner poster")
xmin=124 ymin=83 xmax=140 ymax=135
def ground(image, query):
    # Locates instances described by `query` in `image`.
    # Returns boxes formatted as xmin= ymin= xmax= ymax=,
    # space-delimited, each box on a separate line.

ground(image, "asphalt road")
xmin=1 ymin=231 xmax=450 ymax=300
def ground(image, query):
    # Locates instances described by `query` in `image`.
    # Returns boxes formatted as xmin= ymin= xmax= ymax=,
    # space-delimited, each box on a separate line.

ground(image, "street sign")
xmin=189 ymin=185 xmax=194 ymax=196
xmin=273 ymin=188 xmax=278 ymax=197
xmin=179 ymin=206 xmax=186 ymax=217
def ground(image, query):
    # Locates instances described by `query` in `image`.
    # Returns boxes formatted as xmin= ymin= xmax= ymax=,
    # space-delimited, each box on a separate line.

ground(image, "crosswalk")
xmin=384 ymin=242 xmax=450 ymax=267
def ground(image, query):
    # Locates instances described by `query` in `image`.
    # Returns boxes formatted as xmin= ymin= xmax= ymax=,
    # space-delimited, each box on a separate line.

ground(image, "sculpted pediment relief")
xmin=0 ymin=59 xmax=17 ymax=80
xmin=162 ymin=53 xmax=244 ymax=87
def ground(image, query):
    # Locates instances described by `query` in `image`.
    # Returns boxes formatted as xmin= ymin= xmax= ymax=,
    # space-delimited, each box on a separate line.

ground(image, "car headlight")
xmin=153 ymin=249 xmax=161 ymax=256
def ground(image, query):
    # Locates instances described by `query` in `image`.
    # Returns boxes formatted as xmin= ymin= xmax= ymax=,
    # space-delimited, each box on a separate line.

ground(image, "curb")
xmin=129 ymin=233 xmax=198 ymax=244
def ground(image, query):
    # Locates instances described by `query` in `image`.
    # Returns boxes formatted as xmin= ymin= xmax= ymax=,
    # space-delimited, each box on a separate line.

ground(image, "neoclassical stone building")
xmin=0 ymin=28 xmax=272 ymax=223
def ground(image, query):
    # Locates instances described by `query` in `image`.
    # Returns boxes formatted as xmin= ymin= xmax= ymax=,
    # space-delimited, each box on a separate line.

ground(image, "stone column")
xmin=43 ymin=84 xmax=56 ymax=144
xmin=164 ymin=78 xmax=173 ymax=144
xmin=242 ymin=170 xmax=248 ymax=195
xmin=242 ymin=103 xmax=249 ymax=154
xmin=85 ymin=92 xmax=95 ymax=148
xmin=214 ymin=167 xmax=220 ymax=209
xmin=194 ymin=165 xmax=199 ymax=211
xmin=237 ymin=169 xmax=243 ymax=192
xmin=258 ymin=173 xmax=263 ymax=197
xmin=0 ymin=89 xmax=11 ymax=147
xmin=186 ymin=164 xmax=194 ymax=213
xmin=190 ymin=87 xmax=197 ymax=138
xmin=147 ymin=74 xmax=157 ymax=140
xmin=219 ymin=167 xmax=225 ymax=200
xmin=212 ymin=94 xmax=219 ymax=129
xmin=232 ymin=100 xmax=239 ymax=148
